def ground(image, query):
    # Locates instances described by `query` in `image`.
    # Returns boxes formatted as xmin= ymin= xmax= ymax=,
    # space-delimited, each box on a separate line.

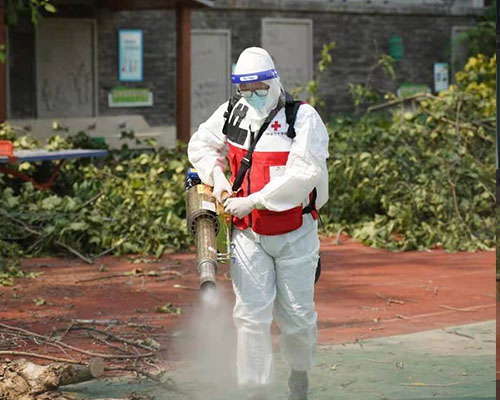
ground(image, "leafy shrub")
xmin=0 ymin=133 xmax=193 ymax=268
xmin=323 ymin=54 xmax=495 ymax=251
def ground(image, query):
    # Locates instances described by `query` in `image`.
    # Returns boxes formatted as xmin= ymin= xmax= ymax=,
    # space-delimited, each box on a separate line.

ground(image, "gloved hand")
xmin=212 ymin=166 xmax=232 ymax=203
xmin=223 ymin=196 xmax=257 ymax=218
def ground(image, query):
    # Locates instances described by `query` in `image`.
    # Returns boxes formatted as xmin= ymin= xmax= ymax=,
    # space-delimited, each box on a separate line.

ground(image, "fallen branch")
xmin=76 ymin=192 xmax=104 ymax=213
xmin=0 ymin=351 xmax=82 ymax=364
xmin=173 ymin=284 xmax=197 ymax=291
xmin=367 ymin=359 xmax=392 ymax=364
xmin=71 ymin=319 xmax=120 ymax=326
xmin=439 ymin=305 xmax=476 ymax=312
xmin=75 ymin=272 xmax=133 ymax=283
xmin=335 ymin=226 xmax=345 ymax=245
xmin=2 ymin=213 xmax=93 ymax=264
xmin=104 ymin=366 xmax=185 ymax=395
xmin=367 ymin=93 xmax=444 ymax=113
xmin=376 ymin=292 xmax=405 ymax=306
xmin=442 ymin=329 xmax=475 ymax=340
xmin=0 ymin=322 xmax=155 ymax=360
xmin=88 ymin=331 xmax=132 ymax=354
xmin=94 ymin=236 xmax=128 ymax=259
xmin=420 ymin=105 xmax=494 ymax=143
xmin=67 ymin=325 xmax=159 ymax=352
xmin=401 ymin=382 xmax=460 ymax=387
xmin=75 ymin=270 xmax=181 ymax=284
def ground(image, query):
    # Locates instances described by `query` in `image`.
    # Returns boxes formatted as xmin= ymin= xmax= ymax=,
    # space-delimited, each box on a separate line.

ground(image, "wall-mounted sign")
xmin=108 ymin=87 xmax=153 ymax=107
xmin=397 ymin=83 xmax=431 ymax=98
xmin=434 ymin=62 xmax=449 ymax=93
xmin=119 ymin=30 xmax=143 ymax=82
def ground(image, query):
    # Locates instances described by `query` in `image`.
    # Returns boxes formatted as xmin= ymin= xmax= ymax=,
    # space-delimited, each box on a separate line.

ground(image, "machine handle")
xmin=220 ymin=191 xmax=232 ymax=203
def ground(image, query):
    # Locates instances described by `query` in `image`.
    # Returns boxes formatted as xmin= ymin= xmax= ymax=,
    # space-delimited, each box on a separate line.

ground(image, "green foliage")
xmin=292 ymin=42 xmax=336 ymax=109
xmin=324 ymin=54 xmax=496 ymax=252
xmin=0 ymin=238 xmax=22 ymax=285
xmin=155 ymin=303 xmax=182 ymax=314
xmin=348 ymin=54 xmax=396 ymax=109
xmin=5 ymin=0 xmax=56 ymax=26
xmin=1 ymin=0 xmax=56 ymax=64
xmin=348 ymin=84 xmax=379 ymax=109
xmin=0 ymin=131 xmax=193 ymax=277
xmin=459 ymin=4 xmax=496 ymax=58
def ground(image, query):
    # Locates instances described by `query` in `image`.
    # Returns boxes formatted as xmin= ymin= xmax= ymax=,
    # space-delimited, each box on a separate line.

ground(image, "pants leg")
xmin=269 ymin=216 xmax=319 ymax=372
xmin=231 ymin=228 xmax=276 ymax=385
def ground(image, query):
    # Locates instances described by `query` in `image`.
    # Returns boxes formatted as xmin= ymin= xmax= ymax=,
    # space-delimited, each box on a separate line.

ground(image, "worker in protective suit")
xmin=187 ymin=47 xmax=329 ymax=400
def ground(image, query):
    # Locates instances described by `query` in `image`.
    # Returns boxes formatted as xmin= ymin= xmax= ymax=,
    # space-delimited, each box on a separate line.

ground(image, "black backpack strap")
xmin=284 ymin=92 xmax=302 ymax=139
xmin=232 ymin=105 xmax=282 ymax=192
xmin=222 ymin=94 xmax=242 ymax=136
xmin=302 ymin=187 xmax=317 ymax=215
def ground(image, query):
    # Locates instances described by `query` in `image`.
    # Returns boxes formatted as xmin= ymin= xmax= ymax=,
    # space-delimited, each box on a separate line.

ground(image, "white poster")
xmin=119 ymin=30 xmax=143 ymax=82
xmin=434 ymin=63 xmax=449 ymax=93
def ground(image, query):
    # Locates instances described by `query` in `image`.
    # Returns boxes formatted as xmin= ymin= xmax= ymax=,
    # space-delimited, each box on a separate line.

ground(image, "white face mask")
xmin=239 ymin=78 xmax=282 ymax=131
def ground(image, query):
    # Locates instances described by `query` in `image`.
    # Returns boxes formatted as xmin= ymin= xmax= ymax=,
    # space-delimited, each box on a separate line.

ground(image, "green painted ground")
xmin=63 ymin=321 xmax=496 ymax=400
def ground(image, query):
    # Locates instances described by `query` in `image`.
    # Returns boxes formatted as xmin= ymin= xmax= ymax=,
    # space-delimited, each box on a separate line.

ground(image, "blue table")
xmin=0 ymin=141 xmax=108 ymax=190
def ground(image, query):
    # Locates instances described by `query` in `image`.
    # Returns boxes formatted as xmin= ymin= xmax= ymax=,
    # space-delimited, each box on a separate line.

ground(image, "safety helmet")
xmin=232 ymin=47 xmax=279 ymax=84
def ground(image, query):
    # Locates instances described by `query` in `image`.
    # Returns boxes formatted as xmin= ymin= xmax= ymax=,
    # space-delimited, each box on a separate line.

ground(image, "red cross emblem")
xmin=271 ymin=121 xmax=281 ymax=131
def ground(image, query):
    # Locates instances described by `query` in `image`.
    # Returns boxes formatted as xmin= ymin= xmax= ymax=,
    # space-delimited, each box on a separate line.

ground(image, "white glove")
xmin=223 ymin=196 xmax=257 ymax=218
xmin=212 ymin=166 xmax=232 ymax=203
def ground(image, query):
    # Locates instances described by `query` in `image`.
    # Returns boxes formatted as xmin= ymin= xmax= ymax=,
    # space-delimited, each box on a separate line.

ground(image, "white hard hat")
xmin=232 ymin=47 xmax=279 ymax=84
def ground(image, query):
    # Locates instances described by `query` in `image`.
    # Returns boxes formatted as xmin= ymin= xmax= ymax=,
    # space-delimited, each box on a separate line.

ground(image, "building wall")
xmin=96 ymin=7 xmax=476 ymax=125
xmin=196 ymin=9 xmax=476 ymax=117
xmin=7 ymin=3 xmax=481 ymax=126
xmin=7 ymin=19 xmax=36 ymax=119
xmin=95 ymin=9 xmax=176 ymax=126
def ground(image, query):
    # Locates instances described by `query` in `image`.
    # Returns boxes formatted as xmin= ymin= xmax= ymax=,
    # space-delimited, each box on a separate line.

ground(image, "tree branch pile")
xmin=0 ymin=320 xmax=180 ymax=400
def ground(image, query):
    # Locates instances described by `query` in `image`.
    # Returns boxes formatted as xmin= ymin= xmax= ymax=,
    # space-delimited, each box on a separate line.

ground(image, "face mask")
xmin=246 ymin=93 xmax=268 ymax=112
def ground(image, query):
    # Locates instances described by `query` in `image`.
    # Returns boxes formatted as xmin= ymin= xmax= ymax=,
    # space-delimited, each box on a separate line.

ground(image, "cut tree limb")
xmin=0 ymin=322 xmax=156 ymax=360
xmin=0 ymin=358 xmax=103 ymax=399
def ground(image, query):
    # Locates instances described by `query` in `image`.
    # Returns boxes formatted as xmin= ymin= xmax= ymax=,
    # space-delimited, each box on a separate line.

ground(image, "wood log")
xmin=0 ymin=358 xmax=103 ymax=399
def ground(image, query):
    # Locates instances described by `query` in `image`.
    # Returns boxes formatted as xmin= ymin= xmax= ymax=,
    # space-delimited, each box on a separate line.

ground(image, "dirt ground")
xmin=0 ymin=235 xmax=495 ymax=381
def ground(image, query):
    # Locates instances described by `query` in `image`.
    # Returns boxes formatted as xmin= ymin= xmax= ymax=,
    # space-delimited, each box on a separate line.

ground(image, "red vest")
xmin=226 ymin=106 xmax=317 ymax=236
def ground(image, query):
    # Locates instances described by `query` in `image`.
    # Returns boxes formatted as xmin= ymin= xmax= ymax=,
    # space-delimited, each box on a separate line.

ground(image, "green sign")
xmin=397 ymin=83 xmax=431 ymax=98
xmin=108 ymin=87 xmax=153 ymax=107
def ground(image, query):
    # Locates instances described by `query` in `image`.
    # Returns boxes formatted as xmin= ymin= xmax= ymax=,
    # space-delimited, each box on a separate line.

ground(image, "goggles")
xmin=237 ymin=87 xmax=269 ymax=98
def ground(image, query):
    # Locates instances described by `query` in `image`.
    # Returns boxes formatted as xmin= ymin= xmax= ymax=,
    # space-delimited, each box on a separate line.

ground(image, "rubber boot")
xmin=288 ymin=370 xmax=308 ymax=400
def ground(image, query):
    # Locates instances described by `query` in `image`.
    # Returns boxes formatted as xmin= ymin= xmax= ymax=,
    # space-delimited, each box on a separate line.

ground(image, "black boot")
xmin=288 ymin=370 xmax=308 ymax=400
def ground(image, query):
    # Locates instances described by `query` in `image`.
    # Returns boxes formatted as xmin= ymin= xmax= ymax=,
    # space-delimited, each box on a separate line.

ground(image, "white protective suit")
xmin=187 ymin=47 xmax=329 ymax=386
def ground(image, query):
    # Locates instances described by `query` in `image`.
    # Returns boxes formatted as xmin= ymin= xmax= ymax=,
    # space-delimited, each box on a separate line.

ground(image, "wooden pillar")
xmin=176 ymin=5 xmax=191 ymax=143
xmin=0 ymin=6 xmax=6 ymax=122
